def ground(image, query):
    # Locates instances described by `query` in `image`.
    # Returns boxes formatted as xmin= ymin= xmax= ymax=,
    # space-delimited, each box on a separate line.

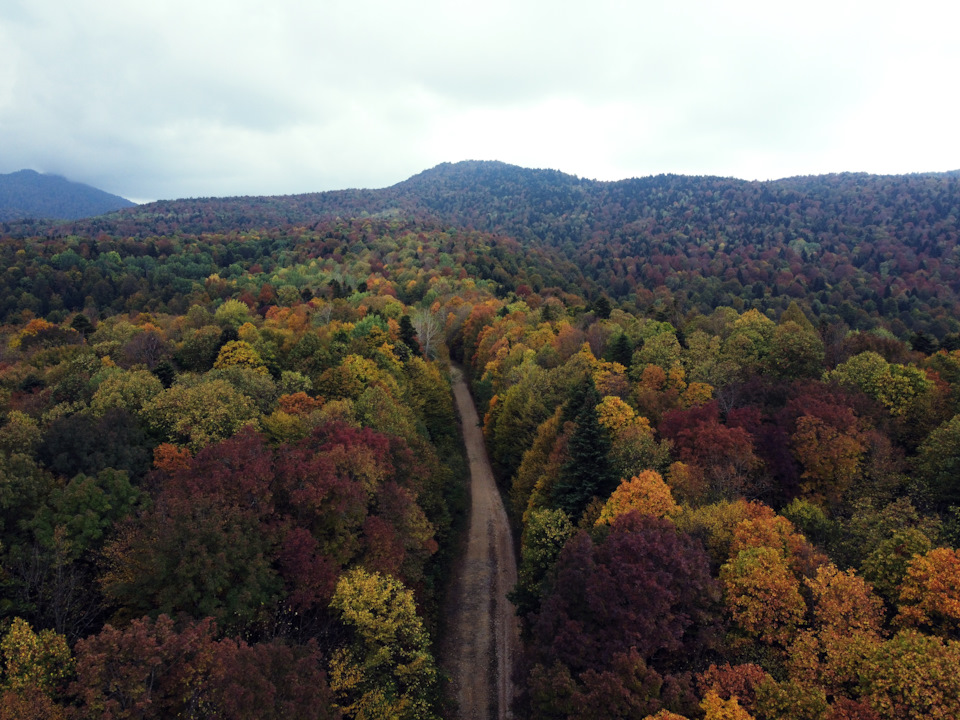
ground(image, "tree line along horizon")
xmin=0 ymin=207 xmax=958 ymax=718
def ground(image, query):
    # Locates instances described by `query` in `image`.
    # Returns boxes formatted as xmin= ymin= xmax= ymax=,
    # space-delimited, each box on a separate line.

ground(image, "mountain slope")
xmin=48 ymin=160 xmax=959 ymax=252
xmin=7 ymin=160 xmax=960 ymax=337
xmin=0 ymin=169 xmax=136 ymax=221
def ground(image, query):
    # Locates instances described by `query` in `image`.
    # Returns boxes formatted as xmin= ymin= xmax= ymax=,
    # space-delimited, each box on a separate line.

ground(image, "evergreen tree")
xmin=911 ymin=330 xmax=938 ymax=355
xmin=152 ymin=358 xmax=177 ymax=388
xmin=70 ymin=312 xmax=94 ymax=338
xmin=552 ymin=380 xmax=615 ymax=520
xmin=593 ymin=295 xmax=612 ymax=319
xmin=605 ymin=333 xmax=633 ymax=367
xmin=399 ymin=315 xmax=422 ymax=357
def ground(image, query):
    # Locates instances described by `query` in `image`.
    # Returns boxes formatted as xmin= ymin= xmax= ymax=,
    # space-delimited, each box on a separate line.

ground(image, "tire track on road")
xmin=446 ymin=366 xmax=520 ymax=720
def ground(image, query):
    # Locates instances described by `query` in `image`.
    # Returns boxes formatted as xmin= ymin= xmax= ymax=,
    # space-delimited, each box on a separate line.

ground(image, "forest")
xmin=0 ymin=163 xmax=959 ymax=719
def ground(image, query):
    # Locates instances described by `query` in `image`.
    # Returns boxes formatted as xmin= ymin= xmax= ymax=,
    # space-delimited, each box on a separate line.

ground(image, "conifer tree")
xmin=552 ymin=380 xmax=615 ymax=520
xmin=398 ymin=315 xmax=421 ymax=357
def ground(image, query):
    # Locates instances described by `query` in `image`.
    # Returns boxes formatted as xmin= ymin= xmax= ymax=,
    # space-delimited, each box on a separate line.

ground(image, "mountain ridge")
xmin=8 ymin=160 xmax=959 ymax=235
xmin=10 ymin=161 xmax=960 ymax=264
xmin=0 ymin=169 xmax=136 ymax=222
xmin=5 ymin=160 xmax=960 ymax=338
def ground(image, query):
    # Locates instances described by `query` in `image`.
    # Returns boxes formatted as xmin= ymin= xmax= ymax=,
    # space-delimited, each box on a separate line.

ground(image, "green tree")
xmin=490 ymin=363 xmax=558 ymax=480
xmin=780 ymin=301 xmax=815 ymax=333
xmin=605 ymin=332 xmax=633 ymax=367
xmin=509 ymin=507 xmax=574 ymax=620
xmin=214 ymin=299 xmax=254 ymax=329
xmin=861 ymin=528 xmax=934 ymax=602
xmin=0 ymin=412 xmax=42 ymax=458
xmin=766 ymin=321 xmax=824 ymax=380
xmin=398 ymin=315 xmax=421 ymax=357
xmin=89 ymin=368 xmax=164 ymax=417
xmin=608 ymin=419 xmax=672 ymax=485
xmin=30 ymin=468 xmax=142 ymax=561
xmin=826 ymin=352 xmax=933 ymax=419
xmin=633 ymin=332 xmax=682 ymax=374
xmin=511 ymin=408 xmax=565 ymax=519
xmin=174 ymin=325 xmax=223 ymax=372
xmin=915 ymin=414 xmax=960 ymax=508
xmin=720 ymin=310 xmax=775 ymax=380
xmin=140 ymin=378 xmax=259 ymax=451
xmin=859 ymin=630 xmax=960 ymax=720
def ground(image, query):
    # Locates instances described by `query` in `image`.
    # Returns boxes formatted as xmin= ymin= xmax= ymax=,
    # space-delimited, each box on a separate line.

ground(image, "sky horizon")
xmin=3 ymin=1 xmax=959 ymax=203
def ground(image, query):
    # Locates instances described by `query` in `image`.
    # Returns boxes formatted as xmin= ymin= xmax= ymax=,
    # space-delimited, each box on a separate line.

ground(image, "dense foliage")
xmin=0 ymin=240 xmax=471 ymax=716
xmin=454 ymin=290 xmax=960 ymax=719
xmin=1 ymin=160 xmax=960 ymax=718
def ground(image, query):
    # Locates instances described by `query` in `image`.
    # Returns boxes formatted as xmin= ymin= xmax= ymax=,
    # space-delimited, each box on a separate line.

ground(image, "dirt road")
xmin=445 ymin=366 xmax=520 ymax=720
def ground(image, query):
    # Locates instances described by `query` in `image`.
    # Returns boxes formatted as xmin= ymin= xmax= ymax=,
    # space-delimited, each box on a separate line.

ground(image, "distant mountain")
xmin=40 ymin=160 xmax=960 ymax=245
xmin=0 ymin=169 xmax=136 ymax=221
xmin=8 ymin=160 xmax=960 ymax=337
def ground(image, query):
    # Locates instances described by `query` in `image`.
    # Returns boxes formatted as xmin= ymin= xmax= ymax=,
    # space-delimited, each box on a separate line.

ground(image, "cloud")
xmin=1 ymin=0 xmax=958 ymax=199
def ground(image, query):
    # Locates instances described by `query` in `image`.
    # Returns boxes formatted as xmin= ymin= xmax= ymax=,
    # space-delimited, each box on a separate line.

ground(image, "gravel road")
xmin=445 ymin=366 xmax=520 ymax=720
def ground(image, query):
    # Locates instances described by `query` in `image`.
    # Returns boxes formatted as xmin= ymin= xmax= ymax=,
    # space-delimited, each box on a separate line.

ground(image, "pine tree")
xmin=399 ymin=315 xmax=422 ymax=357
xmin=606 ymin=333 xmax=633 ymax=367
xmin=552 ymin=381 xmax=615 ymax=520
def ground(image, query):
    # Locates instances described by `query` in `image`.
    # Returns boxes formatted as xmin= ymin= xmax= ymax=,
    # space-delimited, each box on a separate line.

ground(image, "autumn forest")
xmin=1 ymin=161 xmax=959 ymax=719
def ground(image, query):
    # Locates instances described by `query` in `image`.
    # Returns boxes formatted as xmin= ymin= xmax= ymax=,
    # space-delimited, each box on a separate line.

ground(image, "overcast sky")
xmin=2 ymin=0 xmax=958 ymax=202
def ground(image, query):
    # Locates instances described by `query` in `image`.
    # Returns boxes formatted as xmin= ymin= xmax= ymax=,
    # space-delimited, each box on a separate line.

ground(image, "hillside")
xmin=0 ymin=169 xmax=136 ymax=221
xmin=6 ymin=161 xmax=960 ymax=340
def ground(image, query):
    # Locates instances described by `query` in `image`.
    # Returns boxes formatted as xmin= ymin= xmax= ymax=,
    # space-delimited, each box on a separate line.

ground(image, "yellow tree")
xmin=318 ymin=355 xmax=401 ymax=403
xmin=896 ymin=547 xmax=960 ymax=637
xmin=0 ymin=618 xmax=72 ymax=720
xmin=674 ymin=499 xmax=757 ymax=567
xmin=679 ymin=381 xmax=714 ymax=409
xmin=787 ymin=564 xmax=885 ymax=697
xmin=792 ymin=415 xmax=865 ymax=507
xmin=214 ymin=340 xmax=269 ymax=375
xmin=720 ymin=546 xmax=806 ymax=647
xmin=0 ymin=618 xmax=73 ymax=695
xmin=596 ymin=395 xmax=638 ymax=433
xmin=808 ymin=564 xmax=885 ymax=635
xmin=596 ymin=471 xmax=680 ymax=525
xmin=328 ymin=568 xmax=439 ymax=720
xmin=728 ymin=505 xmax=826 ymax=577
xmin=701 ymin=692 xmax=756 ymax=720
